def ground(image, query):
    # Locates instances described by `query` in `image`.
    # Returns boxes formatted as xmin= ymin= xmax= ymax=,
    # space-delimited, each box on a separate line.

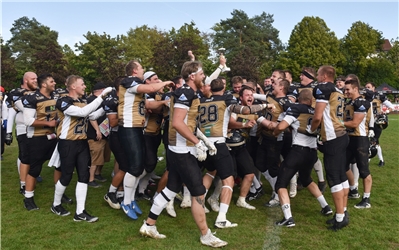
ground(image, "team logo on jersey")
xmin=293 ymin=89 xmax=298 ymax=94
xmin=13 ymin=96 xmax=19 ymax=101
xmin=179 ymin=94 xmax=188 ymax=101
xmin=232 ymin=96 xmax=237 ymax=100
xmin=358 ymin=105 xmax=366 ymax=111
xmin=286 ymin=107 xmax=292 ymax=112
xmin=23 ymin=99 xmax=29 ymax=105
xmin=131 ymin=81 xmax=139 ymax=87
xmin=165 ymin=96 xmax=170 ymax=101
xmin=316 ymin=89 xmax=323 ymax=95
xmin=104 ymin=105 xmax=110 ymax=111
xmin=61 ymin=101 xmax=68 ymax=108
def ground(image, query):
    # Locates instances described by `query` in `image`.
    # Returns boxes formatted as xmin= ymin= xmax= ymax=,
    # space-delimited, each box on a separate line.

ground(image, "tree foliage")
xmin=151 ymin=22 xmax=210 ymax=80
xmin=121 ymin=25 xmax=164 ymax=71
xmin=212 ymin=10 xmax=283 ymax=82
xmin=340 ymin=21 xmax=384 ymax=80
xmin=1 ymin=39 xmax=18 ymax=90
xmin=277 ymin=16 xmax=344 ymax=82
xmin=7 ymin=17 xmax=62 ymax=76
xmin=74 ymin=32 xmax=126 ymax=89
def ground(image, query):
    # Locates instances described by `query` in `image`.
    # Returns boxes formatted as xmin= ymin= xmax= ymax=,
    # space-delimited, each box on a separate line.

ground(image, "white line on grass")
xmin=263 ymin=206 xmax=282 ymax=250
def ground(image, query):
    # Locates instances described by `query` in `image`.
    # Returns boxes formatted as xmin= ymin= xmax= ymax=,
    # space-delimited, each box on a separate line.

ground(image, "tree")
xmin=121 ymin=25 xmax=164 ymax=71
xmin=151 ymin=22 xmax=210 ymax=80
xmin=277 ymin=16 xmax=344 ymax=81
xmin=6 ymin=17 xmax=61 ymax=76
xmin=33 ymin=41 xmax=69 ymax=87
xmin=74 ymin=32 xmax=126 ymax=88
xmin=384 ymin=38 xmax=399 ymax=89
xmin=340 ymin=21 xmax=384 ymax=80
xmin=211 ymin=10 xmax=283 ymax=82
xmin=1 ymin=38 xmax=18 ymax=90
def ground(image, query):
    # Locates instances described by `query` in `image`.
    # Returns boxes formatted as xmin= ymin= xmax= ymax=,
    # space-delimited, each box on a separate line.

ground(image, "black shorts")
xmin=246 ymin=136 xmax=259 ymax=164
xmin=281 ymin=131 xmax=293 ymax=159
xmin=275 ymin=145 xmax=318 ymax=191
xmin=346 ymin=136 xmax=370 ymax=179
xmin=58 ymin=139 xmax=91 ymax=185
xmin=323 ymin=134 xmax=349 ymax=187
xmin=166 ymin=149 xmax=206 ymax=197
xmin=109 ymin=131 xmax=129 ymax=173
xmin=144 ymin=133 xmax=162 ymax=172
xmin=373 ymin=124 xmax=382 ymax=144
xmin=255 ymin=135 xmax=283 ymax=177
xmin=17 ymin=134 xmax=30 ymax=164
xmin=27 ymin=136 xmax=57 ymax=177
xmin=229 ymin=145 xmax=256 ymax=178
xmin=203 ymin=143 xmax=234 ymax=180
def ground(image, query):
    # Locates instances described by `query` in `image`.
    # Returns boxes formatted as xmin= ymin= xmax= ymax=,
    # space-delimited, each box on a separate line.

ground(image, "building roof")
xmin=382 ymin=39 xmax=392 ymax=52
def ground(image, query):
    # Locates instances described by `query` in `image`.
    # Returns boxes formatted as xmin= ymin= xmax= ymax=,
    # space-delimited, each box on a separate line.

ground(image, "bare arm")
xmin=107 ymin=113 xmax=118 ymax=128
xmin=135 ymin=81 xmax=173 ymax=94
xmin=273 ymin=120 xmax=290 ymax=137
xmin=311 ymin=102 xmax=326 ymax=132
xmin=344 ymin=112 xmax=365 ymax=129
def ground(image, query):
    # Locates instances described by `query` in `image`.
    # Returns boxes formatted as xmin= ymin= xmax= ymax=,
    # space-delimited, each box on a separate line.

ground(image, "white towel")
xmin=48 ymin=143 xmax=60 ymax=168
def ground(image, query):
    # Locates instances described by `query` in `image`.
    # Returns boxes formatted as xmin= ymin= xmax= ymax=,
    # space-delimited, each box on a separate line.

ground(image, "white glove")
xmin=306 ymin=126 xmax=318 ymax=135
xmin=195 ymin=141 xmax=208 ymax=161
xmin=196 ymin=128 xmax=217 ymax=156
xmin=368 ymin=129 xmax=375 ymax=138
xmin=101 ymin=87 xmax=113 ymax=98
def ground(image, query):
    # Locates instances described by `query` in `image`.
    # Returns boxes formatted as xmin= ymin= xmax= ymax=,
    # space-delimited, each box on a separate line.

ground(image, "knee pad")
xmin=221 ymin=185 xmax=233 ymax=192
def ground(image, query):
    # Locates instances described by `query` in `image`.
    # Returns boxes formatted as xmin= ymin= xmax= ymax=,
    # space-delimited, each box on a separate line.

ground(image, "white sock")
xmin=150 ymin=187 xmax=176 ymax=216
xmin=262 ymin=170 xmax=276 ymax=191
xmin=351 ymin=163 xmax=359 ymax=187
xmin=238 ymin=196 xmax=246 ymax=204
xmin=316 ymin=195 xmax=328 ymax=208
xmin=53 ymin=181 xmax=67 ymax=206
xmin=216 ymin=203 xmax=229 ymax=221
xmin=17 ymin=158 xmax=21 ymax=175
xmin=108 ymin=184 xmax=118 ymax=193
xmin=313 ymin=159 xmax=325 ymax=182
xmin=25 ymin=190 xmax=34 ymax=198
xmin=282 ymin=203 xmax=292 ymax=219
xmin=363 ymin=192 xmax=370 ymax=198
xmin=76 ymin=182 xmax=88 ymax=214
xmin=252 ymin=176 xmax=261 ymax=189
xmin=138 ymin=172 xmax=152 ymax=194
xmin=183 ymin=186 xmax=190 ymax=198
xmin=130 ymin=170 xmax=147 ymax=202
xmin=211 ymin=177 xmax=222 ymax=200
xmin=376 ymin=145 xmax=384 ymax=162
xmin=336 ymin=213 xmax=344 ymax=222
xmin=123 ymin=172 xmax=135 ymax=205
xmin=20 ymin=181 xmax=26 ymax=188
xmin=249 ymin=184 xmax=256 ymax=193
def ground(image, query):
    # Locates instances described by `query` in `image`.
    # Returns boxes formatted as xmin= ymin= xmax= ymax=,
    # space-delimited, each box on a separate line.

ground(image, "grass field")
xmin=1 ymin=115 xmax=398 ymax=250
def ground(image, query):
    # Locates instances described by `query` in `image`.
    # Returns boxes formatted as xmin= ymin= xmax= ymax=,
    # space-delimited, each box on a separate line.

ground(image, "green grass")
xmin=1 ymin=116 xmax=398 ymax=250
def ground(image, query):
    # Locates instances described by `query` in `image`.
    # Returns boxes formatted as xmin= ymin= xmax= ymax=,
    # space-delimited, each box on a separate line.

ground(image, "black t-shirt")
xmin=86 ymin=94 xmax=107 ymax=140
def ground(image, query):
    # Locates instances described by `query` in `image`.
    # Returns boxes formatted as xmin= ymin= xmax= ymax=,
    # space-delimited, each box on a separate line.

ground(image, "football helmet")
xmin=369 ymin=137 xmax=378 ymax=159
xmin=375 ymin=114 xmax=388 ymax=130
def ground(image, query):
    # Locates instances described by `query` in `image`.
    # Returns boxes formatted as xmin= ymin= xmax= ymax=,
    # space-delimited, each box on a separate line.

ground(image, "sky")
xmin=1 ymin=1 xmax=398 ymax=51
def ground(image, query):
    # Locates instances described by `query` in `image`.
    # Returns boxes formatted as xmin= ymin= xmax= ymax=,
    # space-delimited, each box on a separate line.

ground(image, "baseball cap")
xmin=92 ymin=82 xmax=107 ymax=91
xmin=143 ymin=71 xmax=156 ymax=82
xmin=0 ymin=86 xmax=5 ymax=92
